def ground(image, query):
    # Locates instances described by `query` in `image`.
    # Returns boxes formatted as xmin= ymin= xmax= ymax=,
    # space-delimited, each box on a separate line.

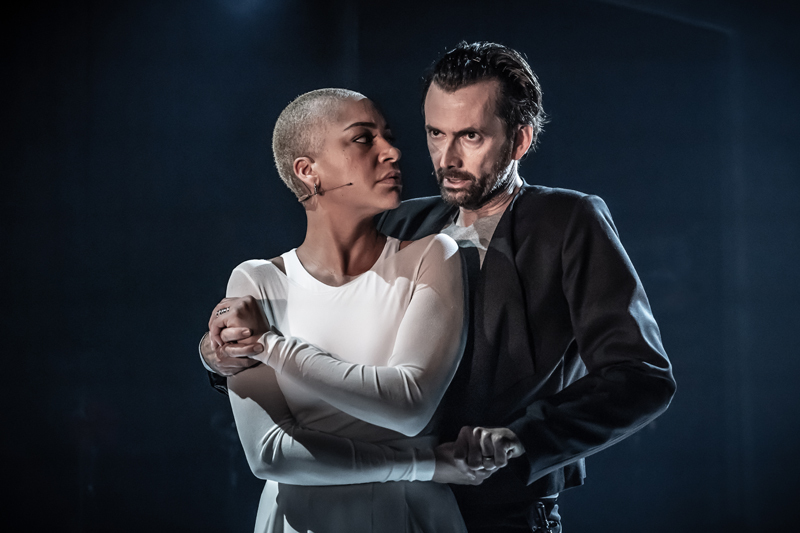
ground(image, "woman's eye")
xmin=354 ymin=133 xmax=375 ymax=144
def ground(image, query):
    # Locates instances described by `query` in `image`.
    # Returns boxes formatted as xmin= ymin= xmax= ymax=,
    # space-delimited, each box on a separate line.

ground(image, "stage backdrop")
xmin=3 ymin=0 xmax=798 ymax=531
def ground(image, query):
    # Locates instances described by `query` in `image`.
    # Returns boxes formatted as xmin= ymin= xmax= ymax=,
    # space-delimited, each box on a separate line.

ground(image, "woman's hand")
xmin=432 ymin=425 xmax=524 ymax=485
xmin=432 ymin=441 xmax=496 ymax=485
xmin=200 ymin=329 xmax=261 ymax=376
xmin=208 ymin=296 xmax=271 ymax=348
xmin=201 ymin=296 xmax=272 ymax=375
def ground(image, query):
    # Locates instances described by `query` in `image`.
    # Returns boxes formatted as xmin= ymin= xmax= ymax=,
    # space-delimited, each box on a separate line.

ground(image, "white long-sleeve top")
xmin=226 ymin=234 xmax=465 ymax=490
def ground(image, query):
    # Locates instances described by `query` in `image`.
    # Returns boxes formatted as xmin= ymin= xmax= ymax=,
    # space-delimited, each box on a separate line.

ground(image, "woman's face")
xmin=312 ymin=97 xmax=402 ymax=215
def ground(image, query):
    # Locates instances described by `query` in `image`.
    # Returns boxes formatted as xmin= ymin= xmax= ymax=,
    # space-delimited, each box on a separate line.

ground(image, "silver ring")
xmin=216 ymin=306 xmax=231 ymax=317
xmin=482 ymin=455 xmax=494 ymax=460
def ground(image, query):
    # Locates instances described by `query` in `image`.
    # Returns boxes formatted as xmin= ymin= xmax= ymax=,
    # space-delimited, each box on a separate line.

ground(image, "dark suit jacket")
xmin=375 ymin=184 xmax=676 ymax=507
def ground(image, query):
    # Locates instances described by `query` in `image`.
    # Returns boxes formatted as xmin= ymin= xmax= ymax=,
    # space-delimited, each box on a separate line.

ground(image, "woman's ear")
xmin=293 ymin=156 xmax=317 ymax=195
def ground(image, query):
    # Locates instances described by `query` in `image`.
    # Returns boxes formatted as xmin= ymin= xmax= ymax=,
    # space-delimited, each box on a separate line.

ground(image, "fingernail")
xmin=253 ymin=344 xmax=264 ymax=353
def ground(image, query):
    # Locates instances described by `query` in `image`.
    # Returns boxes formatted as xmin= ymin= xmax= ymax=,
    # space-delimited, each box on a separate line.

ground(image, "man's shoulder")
xmin=518 ymin=184 xmax=610 ymax=215
xmin=508 ymin=184 xmax=613 ymax=238
xmin=518 ymin=184 xmax=590 ymax=206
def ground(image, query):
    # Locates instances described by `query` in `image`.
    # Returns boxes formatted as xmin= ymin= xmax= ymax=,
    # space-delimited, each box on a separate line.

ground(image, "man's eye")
xmin=429 ymin=130 xmax=441 ymax=137
xmin=466 ymin=132 xmax=478 ymax=140
xmin=354 ymin=133 xmax=374 ymax=144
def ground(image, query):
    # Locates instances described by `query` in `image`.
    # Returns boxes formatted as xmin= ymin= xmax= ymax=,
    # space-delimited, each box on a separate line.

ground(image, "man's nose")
xmin=440 ymin=140 xmax=462 ymax=169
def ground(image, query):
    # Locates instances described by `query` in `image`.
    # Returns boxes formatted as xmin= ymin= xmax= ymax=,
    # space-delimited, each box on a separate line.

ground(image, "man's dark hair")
xmin=422 ymin=41 xmax=547 ymax=151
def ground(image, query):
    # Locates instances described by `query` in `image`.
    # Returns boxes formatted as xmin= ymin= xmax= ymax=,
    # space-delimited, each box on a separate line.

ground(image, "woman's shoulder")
xmin=231 ymin=257 xmax=287 ymax=283
xmin=389 ymin=233 xmax=460 ymax=266
xmin=226 ymin=257 xmax=289 ymax=298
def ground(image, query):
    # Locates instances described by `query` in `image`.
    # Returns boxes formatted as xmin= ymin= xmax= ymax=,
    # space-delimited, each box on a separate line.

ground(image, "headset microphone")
xmin=298 ymin=182 xmax=353 ymax=203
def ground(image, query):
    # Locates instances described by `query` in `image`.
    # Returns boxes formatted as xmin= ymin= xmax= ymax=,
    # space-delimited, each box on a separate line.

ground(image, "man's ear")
xmin=511 ymin=125 xmax=534 ymax=160
xmin=293 ymin=156 xmax=317 ymax=194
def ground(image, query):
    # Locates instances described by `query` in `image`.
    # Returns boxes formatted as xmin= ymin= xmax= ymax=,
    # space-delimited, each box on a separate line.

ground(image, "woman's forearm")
xmin=253 ymin=236 xmax=465 ymax=437
xmin=228 ymin=364 xmax=435 ymax=485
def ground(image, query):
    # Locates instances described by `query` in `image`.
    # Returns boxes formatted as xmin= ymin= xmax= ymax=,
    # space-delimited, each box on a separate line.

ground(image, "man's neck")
xmin=458 ymin=175 xmax=523 ymax=227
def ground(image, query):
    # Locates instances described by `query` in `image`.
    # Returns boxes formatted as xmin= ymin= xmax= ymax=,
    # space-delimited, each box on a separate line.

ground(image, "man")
xmin=202 ymin=42 xmax=676 ymax=532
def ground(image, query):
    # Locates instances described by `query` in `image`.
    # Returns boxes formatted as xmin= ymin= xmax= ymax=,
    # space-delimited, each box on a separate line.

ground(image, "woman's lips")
xmin=379 ymin=172 xmax=402 ymax=185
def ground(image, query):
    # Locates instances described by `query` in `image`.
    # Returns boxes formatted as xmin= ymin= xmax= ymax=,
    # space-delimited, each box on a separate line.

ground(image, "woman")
xmin=218 ymin=89 xmax=467 ymax=532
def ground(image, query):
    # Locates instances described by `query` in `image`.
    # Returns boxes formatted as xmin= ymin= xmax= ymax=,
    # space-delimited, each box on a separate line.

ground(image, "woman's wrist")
xmin=251 ymin=329 xmax=281 ymax=367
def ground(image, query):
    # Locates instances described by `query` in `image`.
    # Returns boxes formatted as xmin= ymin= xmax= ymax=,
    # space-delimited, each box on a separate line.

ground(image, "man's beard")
xmin=435 ymin=139 xmax=514 ymax=210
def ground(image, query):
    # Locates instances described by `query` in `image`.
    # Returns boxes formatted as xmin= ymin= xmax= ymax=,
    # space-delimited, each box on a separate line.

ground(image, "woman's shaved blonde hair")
xmin=272 ymin=88 xmax=364 ymax=198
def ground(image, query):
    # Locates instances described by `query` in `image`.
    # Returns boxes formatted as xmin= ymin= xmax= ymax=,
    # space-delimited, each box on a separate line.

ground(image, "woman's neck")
xmin=296 ymin=210 xmax=385 ymax=287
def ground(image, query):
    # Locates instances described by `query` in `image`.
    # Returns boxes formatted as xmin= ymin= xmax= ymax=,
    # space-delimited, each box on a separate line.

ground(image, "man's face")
xmin=424 ymin=80 xmax=514 ymax=209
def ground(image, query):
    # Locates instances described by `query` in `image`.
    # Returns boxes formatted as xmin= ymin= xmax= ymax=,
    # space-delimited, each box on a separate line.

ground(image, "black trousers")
xmin=460 ymin=498 xmax=562 ymax=533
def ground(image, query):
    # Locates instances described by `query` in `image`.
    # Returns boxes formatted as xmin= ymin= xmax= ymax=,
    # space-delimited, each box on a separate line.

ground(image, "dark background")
xmin=3 ymin=0 xmax=799 ymax=531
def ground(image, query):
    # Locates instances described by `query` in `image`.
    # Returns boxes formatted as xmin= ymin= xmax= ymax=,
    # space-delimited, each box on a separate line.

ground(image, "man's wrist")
xmin=198 ymin=331 xmax=217 ymax=373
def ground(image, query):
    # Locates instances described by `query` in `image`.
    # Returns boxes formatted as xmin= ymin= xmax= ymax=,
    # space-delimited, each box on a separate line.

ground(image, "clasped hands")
xmin=432 ymin=426 xmax=525 ymax=485
xmin=202 ymin=296 xmax=271 ymax=376
xmin=201 ymin=296 xmax=525 ymax=485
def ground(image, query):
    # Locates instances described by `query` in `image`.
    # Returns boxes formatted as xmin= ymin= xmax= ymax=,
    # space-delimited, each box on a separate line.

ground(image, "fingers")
xmin=433 ymin=438 xmax=509 ymax=485
xmin=208 ymin=296 xmax=270 ymax=346
xmin=478 ymin=428 xmax=514 ymax=468
xmin=500 ymin=428 xmax=525 ymax=459
xmin=219 ymin=342 xmax=264 ymax=358
xmin=207 ymin=350 xmax=259 ymax=376
xmin=466 ymin=428 xmax=484 ymax=469
xmin=208 ymin=298 xmax=233 ymax=346
xmin=449 ymin=453 xmax=477 ymax=480
xmin=492 ymin=431 xmax=512 ymax=468
xmin=469 ymin=469 xmax=494 ymax=485
xmin=433 ymin=442 xmax=491 ymax=485
xmin=209 ymin=297 xmax=248 ymax=346
xmin=455 ymin=426 xmax=496 ymax=469
xmin=478 ymin=428 xmax=499 ymax=470
xmin=200 ymin=331 xmax=217 ymax=365
xmin=454 ymin=426 xmax=525 ymax=472
xmin=453 ymin=426 xmax=472 ymax=463
xmin=220 ymin=327 xmax=252 ymax=343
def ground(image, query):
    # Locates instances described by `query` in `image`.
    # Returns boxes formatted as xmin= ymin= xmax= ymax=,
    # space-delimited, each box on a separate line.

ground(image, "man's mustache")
xmin=436 ymin=168 xmax=478 ymax=184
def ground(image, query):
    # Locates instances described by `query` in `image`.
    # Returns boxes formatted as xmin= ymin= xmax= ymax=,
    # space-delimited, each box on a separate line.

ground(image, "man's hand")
xmin=200 ymin=328 xmax=262 ymax=376
xmin=432 ymin=442 xmax=495 ymax=485
xmin=453 ymin=426 xmax=526 ymax=472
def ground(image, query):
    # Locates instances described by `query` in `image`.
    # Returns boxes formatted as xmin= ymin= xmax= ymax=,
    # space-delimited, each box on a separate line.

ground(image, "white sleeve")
xmin=254 ymin=236 xmax=465 ymax=437
xmin=225 ymin=264 xmax=435 ymax=484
